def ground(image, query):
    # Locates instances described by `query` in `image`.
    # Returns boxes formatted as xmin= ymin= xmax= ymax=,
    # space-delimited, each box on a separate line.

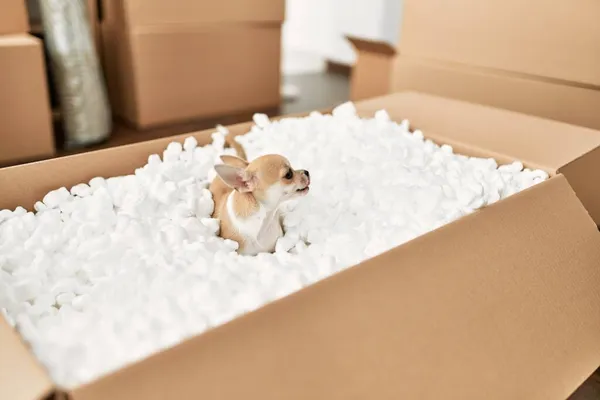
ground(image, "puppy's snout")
xmin=302 ymin=170 xmax=310 ymax=179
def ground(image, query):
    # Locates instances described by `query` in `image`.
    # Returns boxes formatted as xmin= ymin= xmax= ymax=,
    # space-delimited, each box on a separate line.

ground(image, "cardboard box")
xmin=0 ymin=34 xmax=54 ymax=165
xmin=401 ymin=0 xmax=600 ymax=87
xmin=0 ymin=0 xmax=29 ymax=35
xmin=349 ymin=38 xmax=600 ymax=131
xmin=2 ymin=92 xmax=600 ymax=399
xmin=349 ymin=0 xmax=600 ymax=130
xmin=101 ymin=0 xmax=284 ymax=128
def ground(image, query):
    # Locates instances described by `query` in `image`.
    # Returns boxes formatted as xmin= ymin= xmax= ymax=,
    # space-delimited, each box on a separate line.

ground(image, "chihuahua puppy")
xmin=209 ymin=154 xmax=310 ymax=255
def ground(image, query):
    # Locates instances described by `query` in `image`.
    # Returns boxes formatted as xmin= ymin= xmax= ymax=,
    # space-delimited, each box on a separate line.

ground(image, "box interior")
xmin=2 ymin=92 xmax=600 ymax=400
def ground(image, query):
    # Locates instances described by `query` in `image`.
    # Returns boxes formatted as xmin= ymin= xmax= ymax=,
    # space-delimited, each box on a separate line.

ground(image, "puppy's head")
xmin=214 ymin=154 xmax=310 ymax=207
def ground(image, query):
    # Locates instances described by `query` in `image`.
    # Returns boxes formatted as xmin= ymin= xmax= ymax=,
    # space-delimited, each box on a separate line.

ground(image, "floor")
xmin=571 ymin=370 xmax=600 ymax=399
xmin=4 ymin=71 xmax=600 ymax=398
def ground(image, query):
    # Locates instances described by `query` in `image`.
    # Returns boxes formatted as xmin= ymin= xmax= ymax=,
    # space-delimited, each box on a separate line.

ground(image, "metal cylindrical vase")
xmin=40 ymin=0 xmax=111 ymax=148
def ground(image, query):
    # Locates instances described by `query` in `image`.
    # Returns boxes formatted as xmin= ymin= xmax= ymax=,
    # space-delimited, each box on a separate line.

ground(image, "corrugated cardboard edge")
xmin=69 ymin=176 xmax=600 ymax=400
xmin=347 ymin=36 xmax=396 ymax=101
xmin=0 ymin=321 xmax=54 ymax=400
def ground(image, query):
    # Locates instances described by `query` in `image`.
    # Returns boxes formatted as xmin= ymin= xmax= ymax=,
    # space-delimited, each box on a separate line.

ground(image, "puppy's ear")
xmin=214 ymin=164 xmax=256 ymax=192
xmin=220 ymin=155 xmax=249 ymax=169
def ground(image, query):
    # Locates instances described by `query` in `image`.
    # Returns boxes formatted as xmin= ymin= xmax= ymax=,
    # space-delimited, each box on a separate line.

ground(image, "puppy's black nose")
xmin=303 ymin=170 xmax=310 ymax=178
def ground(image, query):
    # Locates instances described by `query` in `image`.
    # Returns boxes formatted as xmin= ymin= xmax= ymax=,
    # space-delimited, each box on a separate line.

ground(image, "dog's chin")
xmin=294 ymin=186 xmax=310 ymax=197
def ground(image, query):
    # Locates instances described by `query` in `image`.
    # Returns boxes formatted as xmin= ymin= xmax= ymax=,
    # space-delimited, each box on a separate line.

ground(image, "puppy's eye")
xmin=284 ymin=169 xmax=293 ymax=180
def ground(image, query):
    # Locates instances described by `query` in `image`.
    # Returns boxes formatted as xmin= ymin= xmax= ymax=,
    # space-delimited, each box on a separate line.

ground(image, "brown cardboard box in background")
xmin=0 ymin=35 xmax=54 ymax=165
xmin=2 ymin=92 xmax=600 ymax=399
xmin=401 ymin=0 xmax=600 ymax=87
xmin=349 ymin=40 xmax=600 ymax=131
xmin=102 ymin=25 xmax=281 ymax=129
xmin=349 ymin=0 xmax=600 ymax=130
xmin=0 ymin=0 xmax=29 ymax=35
xmin=101 ymin=0 xmax=284 ymax=129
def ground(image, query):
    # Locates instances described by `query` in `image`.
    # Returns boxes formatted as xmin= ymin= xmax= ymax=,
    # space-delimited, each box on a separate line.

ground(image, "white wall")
xmin=282 ymin=0 xmax=402 ymax=75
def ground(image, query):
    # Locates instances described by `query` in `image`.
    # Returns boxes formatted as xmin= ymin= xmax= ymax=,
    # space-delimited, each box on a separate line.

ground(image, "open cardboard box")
xmin=2 ymin=92 xmax=600 ymax=400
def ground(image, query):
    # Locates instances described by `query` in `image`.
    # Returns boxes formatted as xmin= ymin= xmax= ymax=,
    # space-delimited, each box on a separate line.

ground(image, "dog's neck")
xmin=226 ymin=190 xmax=283 ymax=253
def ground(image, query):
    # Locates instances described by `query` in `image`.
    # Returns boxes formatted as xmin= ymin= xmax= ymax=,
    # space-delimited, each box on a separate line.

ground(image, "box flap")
xmin=116 ymin=0 xmax=284 ymax=29
xmin=69 ymin=175 xmax=600 ymax=399
xmin=0 ymin=319 xmax=54 ymax=400
xmin=347 ymin=36 xmax=396 ymax=101
xmin=353 ymin=91 xmax=600 ymax=224
xmin=347 ymin=35 xmax=396 ymax=56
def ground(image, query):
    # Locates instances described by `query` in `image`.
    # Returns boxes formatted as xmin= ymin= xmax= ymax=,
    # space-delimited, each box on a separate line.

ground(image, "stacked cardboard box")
xmin=101 ymin=0 xmax=284 ymax=129
xmin=0 ymin=0 xmax=54 ymax=165
xmin=349 ymin=0 xmax=600 ymax=130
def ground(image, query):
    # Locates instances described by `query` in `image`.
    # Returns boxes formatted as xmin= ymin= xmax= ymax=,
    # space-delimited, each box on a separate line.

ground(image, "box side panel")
xmin=130 ymin=26 xmax=281 ymax=128
xmin=0 ymin=0 xmax=29 ymax=35
xmin=0 ymin=35 xmax=55 ymax=165
xmin=401 ymin=0 xmax=600 ymax=87
xmin=123 ymin=0 xmax=284 ymax=28
xmin=71 ymin=176 xmax=600 ymax=400
xmin=0 ymin=320 xmax=54 ymax=400
xmin=355 ymin=88 xmax=600 ymax=173
xmin=390 ymin=56 xmax=600 ymax=132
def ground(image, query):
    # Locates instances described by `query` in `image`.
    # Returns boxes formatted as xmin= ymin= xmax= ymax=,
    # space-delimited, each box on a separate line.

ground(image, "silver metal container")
xmin=40 ymin=0 xmax=111 ymax=148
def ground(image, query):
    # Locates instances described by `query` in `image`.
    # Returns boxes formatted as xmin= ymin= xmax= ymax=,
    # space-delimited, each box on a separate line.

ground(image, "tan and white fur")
xmin=209 ymin=154 xmax=310 ymax=255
